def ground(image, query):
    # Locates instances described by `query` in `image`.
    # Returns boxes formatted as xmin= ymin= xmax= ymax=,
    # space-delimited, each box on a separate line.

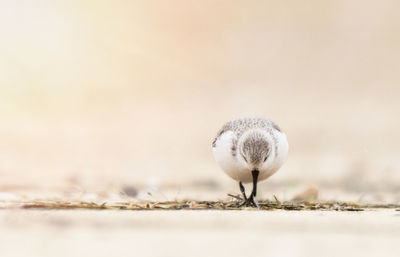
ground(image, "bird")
xmin=212 ymin=118 xmax=289 ymax=207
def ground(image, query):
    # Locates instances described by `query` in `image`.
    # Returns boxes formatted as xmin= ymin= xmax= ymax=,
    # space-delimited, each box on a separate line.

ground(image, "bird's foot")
xmin=239 ymin=195 xmax=259 ymax=208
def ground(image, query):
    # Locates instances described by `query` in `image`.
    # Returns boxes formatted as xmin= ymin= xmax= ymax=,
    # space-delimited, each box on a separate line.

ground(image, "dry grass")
xmin=16 ymin=196 xmax=400 ymax=211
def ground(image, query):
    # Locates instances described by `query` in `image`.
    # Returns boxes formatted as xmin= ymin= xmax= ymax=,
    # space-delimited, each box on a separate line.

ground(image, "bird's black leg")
xmin=239 ymin=182 xmax=247 ymax=201
xmin=238 ymin=182 xmax=248 ymax=207
xmin=239 ymin=170 xmax=260 ymax=208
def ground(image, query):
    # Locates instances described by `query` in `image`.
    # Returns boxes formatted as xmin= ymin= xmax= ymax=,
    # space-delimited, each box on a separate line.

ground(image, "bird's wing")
xmin=270 ymin=121 xmax=282 ymax=132
xmin=212 ymin=122 xmax=236 ymax=148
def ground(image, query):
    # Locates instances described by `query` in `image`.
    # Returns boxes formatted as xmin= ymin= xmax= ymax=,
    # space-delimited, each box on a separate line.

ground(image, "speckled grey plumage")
xmin=212 ymin=118 xmax=281 ymax=161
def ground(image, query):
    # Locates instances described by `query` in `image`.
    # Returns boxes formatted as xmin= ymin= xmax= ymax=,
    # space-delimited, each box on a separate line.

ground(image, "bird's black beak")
xmin=251 ymin=169 xmax=259 ymax=197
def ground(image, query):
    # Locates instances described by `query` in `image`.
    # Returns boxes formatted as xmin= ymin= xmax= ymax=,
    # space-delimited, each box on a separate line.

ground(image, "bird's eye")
xmin=263 ymin=156 xmax=268 ymax=162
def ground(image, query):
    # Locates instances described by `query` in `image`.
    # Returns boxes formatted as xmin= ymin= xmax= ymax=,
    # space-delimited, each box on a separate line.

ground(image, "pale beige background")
xmin=0 ymin=0 xmax=399 ymax=202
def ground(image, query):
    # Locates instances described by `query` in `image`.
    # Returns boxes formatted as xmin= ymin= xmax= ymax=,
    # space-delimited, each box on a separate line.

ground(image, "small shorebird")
xmin=212 ymin=118 xmax=288 ymax=207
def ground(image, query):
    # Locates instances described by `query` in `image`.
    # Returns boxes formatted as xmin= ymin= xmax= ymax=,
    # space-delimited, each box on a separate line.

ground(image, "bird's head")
xmin=238 ymin=129 xmax=272 ymax=171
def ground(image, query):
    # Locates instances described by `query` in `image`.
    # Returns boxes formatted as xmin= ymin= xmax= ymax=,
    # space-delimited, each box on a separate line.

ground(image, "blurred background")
xmin=1 ymin=0 xmax=399 ymax=203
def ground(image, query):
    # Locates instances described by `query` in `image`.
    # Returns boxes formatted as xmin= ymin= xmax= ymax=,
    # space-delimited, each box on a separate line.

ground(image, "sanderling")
xmin=212 ymin=118 xmax=289 ymax=207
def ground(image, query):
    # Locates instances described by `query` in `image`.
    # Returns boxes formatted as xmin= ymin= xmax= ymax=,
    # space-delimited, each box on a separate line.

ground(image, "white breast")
xmin=212 ymin=131 xmax=251 ymax=182
xmin=259 ymin=130 xmax=289 ymax=181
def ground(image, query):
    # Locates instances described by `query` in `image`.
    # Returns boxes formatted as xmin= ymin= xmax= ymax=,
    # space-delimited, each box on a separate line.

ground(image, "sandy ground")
xmin=0 ymin=209 xmax=399 ymax=257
